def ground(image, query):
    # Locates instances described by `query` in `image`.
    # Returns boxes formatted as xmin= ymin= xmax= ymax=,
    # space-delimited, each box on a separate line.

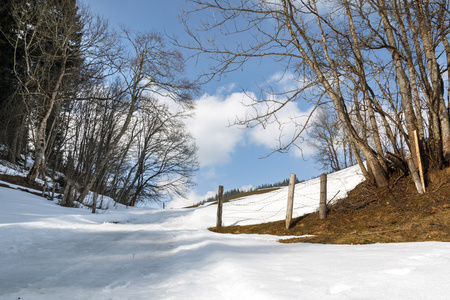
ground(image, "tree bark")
xmin=27 ymin=65 xmax=65 ymax=182
xmin=375 ymin=0 xmax=420 ymax=168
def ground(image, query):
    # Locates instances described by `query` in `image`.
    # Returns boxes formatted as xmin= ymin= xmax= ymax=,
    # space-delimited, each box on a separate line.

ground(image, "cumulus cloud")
xmin=240 ymin=184 xmax=254 ymax=192
xmin=185 ymin=92 xmax=254 ymax=167
xmin=167 ymin=190 xmax=216 ymax=209
xmin=168 ymin=81 xmax=320 ymax=207
xmin=185 ymin=78 xmax=318 ymax=169
xmin=246 ymin=100 xmax=317 ymax=157
xmin=267 ymin=71 xmax=300 ymax=92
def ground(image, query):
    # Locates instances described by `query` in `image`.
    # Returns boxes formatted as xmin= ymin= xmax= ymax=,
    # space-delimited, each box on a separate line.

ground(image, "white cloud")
xmin=201 ymin=167 xmax=217 ymax=179
xmin=240 ymin=184 xmax=254 ymax=192
xmin=268 ymin=71 xmax=299 ymax=92
xmin=186 ymin=92 xmax=254 ymax=167
xmin=267 ymin=71 xmax=317 ymax=95
xmin=167 ymin=190 xmax=216 ymax=209
xmin=247 ymin=100 xmax=317 ymax=157
xmin=185 ymin=81 xmax=318 ymax=169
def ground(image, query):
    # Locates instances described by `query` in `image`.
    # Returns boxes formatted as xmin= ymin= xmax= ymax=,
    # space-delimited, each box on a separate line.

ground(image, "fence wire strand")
xmin=221 ymin=169 xmax=365 ymax=226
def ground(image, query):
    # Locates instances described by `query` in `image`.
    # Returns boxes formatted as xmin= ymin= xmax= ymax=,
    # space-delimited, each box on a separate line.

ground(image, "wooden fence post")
xmin=414 ymin=130 xmax=426 ymax=192
xmin=216 ymin=185 xmax=224 ymax=228
xmin=285 ymin=174 xmax=296 ymax=230
xmin=406 ymin=154 xmax=424 ymax=194
xmin=319 ymin=173 xmax=327 ymax=219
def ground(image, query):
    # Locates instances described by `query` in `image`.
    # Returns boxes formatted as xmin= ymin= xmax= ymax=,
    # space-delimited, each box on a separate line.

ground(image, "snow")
xmin=1 ymin=165 xmax=450 ymax=299
xmin=221 ymin=164 xmax=365 ymax=226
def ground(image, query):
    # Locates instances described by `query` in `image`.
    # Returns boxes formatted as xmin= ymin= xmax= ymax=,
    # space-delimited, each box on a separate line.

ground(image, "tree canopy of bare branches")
xmin=0 ymin=0 xmax=199 ymax=207
xmin=182 ymin=0 xmax=450 ymax=188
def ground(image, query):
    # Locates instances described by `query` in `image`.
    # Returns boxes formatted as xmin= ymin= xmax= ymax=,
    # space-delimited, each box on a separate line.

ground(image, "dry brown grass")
xmin=210 ymin=167 xmax=450 ymax=244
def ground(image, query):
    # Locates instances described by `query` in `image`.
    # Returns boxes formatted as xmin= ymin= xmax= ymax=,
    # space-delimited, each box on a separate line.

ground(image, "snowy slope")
xmin=222 ymin=164 xmax=365 ymax=226
xmin=1 ymin=167 xmax=450 ymax=299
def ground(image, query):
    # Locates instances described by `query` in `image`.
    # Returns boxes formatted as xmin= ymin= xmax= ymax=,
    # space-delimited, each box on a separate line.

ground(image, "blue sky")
xmin=80 ymin=0 xmax=321 ymax=206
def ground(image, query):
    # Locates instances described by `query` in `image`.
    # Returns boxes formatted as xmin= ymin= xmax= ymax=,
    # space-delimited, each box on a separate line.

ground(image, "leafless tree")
xmin=181 ymin=0 xmax=450 ymax=189
xmin=76 ymin=28 xmax=198 ymax=205
xmin=309 ymin=108 xmax=354 ymax=172
xmin=181 ymin=0 xmax=389 ymax=186
xmin=113 ymin=106 xmax=198 ymax=206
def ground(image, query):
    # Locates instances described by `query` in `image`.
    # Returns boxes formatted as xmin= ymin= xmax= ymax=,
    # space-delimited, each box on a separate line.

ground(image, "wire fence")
xmin=221 ymin=168 xmax=365 ymax=226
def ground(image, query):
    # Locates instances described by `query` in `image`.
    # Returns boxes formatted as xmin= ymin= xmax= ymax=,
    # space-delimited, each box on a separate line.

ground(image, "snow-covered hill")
xmin=1 ymin=167 xmax=450 ymax=299
xmin=220 ymin=164 xmax=365 ymax=226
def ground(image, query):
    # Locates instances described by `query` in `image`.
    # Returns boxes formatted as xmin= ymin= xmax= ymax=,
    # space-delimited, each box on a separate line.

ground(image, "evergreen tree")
xmin=0 ymin=0 xmax=27 ymax=162
xmin=4 ymin=0 xmax=85 ymax=179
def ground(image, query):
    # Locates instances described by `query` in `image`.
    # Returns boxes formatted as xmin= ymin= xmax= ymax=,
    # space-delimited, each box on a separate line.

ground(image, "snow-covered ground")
xmin=1 ymin=166 xmax=450 ymax=299
xmin=220 ymin=164 xmax=365 ymax=226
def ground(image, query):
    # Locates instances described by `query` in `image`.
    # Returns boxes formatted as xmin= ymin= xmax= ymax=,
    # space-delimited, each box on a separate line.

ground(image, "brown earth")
xmin=210 ymin=167 xmax=450 ymax=244
xmin=3 ymin=166 xmax=450 ymax=245
xmin=0 ymin=174 xmax=44 ymax=192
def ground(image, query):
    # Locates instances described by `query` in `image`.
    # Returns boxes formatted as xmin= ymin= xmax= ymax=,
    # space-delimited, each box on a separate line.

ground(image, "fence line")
xmin=218 ymin=169 xmax=365 ymax=226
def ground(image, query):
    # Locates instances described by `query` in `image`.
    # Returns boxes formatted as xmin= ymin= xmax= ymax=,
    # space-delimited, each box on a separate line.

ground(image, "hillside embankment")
xmin=2 ymin=164 xmax=450 ymax=245
xmin=211 ymin=167 xmax=450 ymax=244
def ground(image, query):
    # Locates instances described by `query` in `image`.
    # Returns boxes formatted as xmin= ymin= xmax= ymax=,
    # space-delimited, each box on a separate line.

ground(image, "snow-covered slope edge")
xmin=2 ymin=176 xmax=450 ymax=299
xmin=220 ymin=164 xmax=365 ymax=226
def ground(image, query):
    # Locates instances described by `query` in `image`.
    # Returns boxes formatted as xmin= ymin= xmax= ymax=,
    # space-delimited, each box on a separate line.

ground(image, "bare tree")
xmin=182 ymin=0 xmax=450 ymax=189
xmin=181 ymin=0 xmax=389 ymax=186
xmin=76 ymin=28 xmax=198 ymax=204
xmin=309 ymin=109 xmax=349 ymax=172
xmin=114 ymin=106 xmax=198 ymax=206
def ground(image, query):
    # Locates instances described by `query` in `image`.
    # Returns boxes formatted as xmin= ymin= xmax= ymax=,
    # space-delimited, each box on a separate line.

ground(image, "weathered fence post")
xmin=414 ymin=130 xmax=426 ymax=192
xmin=319 ymin=173 xmax=327 ymax=219
xmin=406 ymin=154 xmax=424 ymax=194
xmin=216 ymin=185 xmax=224 ymax=228
xmin=285 ymin=174 xmax=296 ymax=230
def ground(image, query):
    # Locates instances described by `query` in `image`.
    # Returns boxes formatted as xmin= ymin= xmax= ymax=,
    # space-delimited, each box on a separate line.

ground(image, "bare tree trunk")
xmin=392 ymin=0 xmax=425 ymax=142
xmin=27 ymin=68 xmax=64 ymax=182
xmin=92 ymin=192 xmax=98 ymax=213
xmin=351 ymin=141 xmax=373 ymax=184
xmin=77 ymin=96 xmax=137 ymax=204
xmin=376 ymin=0 xmax=422 ymax=171
xmin=441 ymin=33 xmax=450 ymax=112
xmin=344 ymin=1 xmax=388 ymax=173
xmin=415 ymin=0 xmax=450 ymax=161
xmin=282 ymin=0 xmax=390 ymax=186
xmin=406 ymin=154 xmax=424 ymax=194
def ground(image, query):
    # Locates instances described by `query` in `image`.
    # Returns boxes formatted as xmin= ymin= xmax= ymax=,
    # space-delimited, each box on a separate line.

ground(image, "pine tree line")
xmin=202 ymin=177 xmax=304 ymax=204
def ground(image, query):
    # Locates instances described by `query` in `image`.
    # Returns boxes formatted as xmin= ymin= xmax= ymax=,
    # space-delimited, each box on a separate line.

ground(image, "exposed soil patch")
xmin=0 ymin=174 xmax=44 ymax=191
xmin=210 ymin=167 xmax=450 ymax=244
